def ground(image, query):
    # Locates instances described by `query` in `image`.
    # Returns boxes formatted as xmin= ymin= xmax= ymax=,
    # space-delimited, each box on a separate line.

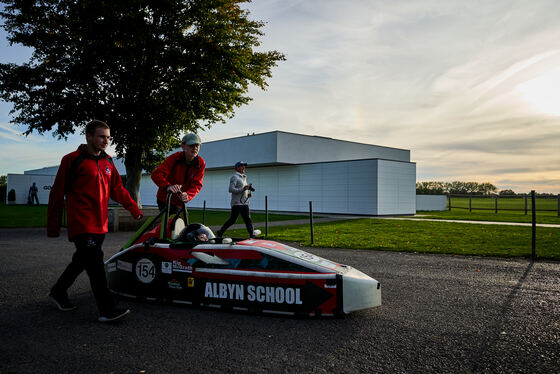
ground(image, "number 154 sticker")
xmin=136 ymin=258 xmax=156 ymax=284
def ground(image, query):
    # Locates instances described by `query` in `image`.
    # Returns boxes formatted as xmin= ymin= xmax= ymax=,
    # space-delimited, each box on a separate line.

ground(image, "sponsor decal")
xmin=136 ymin=258 xmax=156 ymax=284
xmin=296 ymin=252 xmax=318 ymax=261
xmin=117 ymin=260 xmax=133 ymax=272
xmin=107 ymin=262 xmax=117 ymax=272
xmin=105 ymin=167 xmax=111 ymax=175
xmin=188 ymin=278 xmax=195 ymax=288
xmin=319 ymin=260 xmax=339 ymax=270
xmin=168 ymin=279 xmax=182 ymax=290
xmin=172 ymin=259 xmax=192 ymax=273
xmin=204 ymin=282 xmax=303 ymax=305
xmin=162 ymin=261 xmax=172 ymax=274
xmin=324 ymin=284 xmax=337 ymax=289
xmin=241 ymin=240 xmax=288 ymax=251
xmin=239 ymin=241 xmax=342 ymax=270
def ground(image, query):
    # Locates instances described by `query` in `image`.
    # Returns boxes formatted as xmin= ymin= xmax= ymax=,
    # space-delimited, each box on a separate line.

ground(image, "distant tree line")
xmin=416 ymin=181 xmax=497 ymax=195
xmin=417 ymin=182 xmax=558 ymax=196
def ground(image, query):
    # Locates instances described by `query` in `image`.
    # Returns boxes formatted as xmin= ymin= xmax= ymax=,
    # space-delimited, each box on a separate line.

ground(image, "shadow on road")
xmin=471 ymin=260 xmax=534 ymax=372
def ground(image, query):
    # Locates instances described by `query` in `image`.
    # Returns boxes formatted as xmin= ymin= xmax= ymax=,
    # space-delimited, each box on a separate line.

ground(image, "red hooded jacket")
xmin=47 ymin=145 xmax=142 ymax=239
xmin=151 ymin=152 xmax=205 ymax=207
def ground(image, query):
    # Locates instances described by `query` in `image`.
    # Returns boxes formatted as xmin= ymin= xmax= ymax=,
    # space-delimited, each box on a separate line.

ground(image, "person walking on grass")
xmin=217 ymin=161 xmax=260 ymax=238
xmin=47 ymin=120 xmax=143 ymax=323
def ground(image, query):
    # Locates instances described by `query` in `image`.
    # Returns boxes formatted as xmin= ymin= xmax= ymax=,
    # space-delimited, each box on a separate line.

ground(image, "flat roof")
xmin=24 ymin=130 xmax=411 ymax=175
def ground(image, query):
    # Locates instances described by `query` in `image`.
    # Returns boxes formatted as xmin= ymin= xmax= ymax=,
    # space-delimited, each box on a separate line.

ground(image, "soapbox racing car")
xmin=105 ymin=195 xmax=381 ymax=317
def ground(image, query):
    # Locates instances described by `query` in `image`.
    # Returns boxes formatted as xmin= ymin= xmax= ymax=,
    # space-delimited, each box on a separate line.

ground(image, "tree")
xmin=499 ymin=189 xmax=516 ymax=196
xmin=0 ymin=0 xmax=285 ymax=206
xmin=416 ymin=181 xmax=497 ymax=195
xmin=416 ymin=181 xmax=445 ymax=195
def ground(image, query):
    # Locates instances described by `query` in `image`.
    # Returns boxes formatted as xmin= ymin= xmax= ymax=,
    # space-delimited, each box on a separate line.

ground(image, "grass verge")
xmin=415 ymin=209 xmax=560 ymax=224
xmin=229 ymin=218 xmax=560 ymax=261
xmin=0 ymin=204 xmax=312 ymax=228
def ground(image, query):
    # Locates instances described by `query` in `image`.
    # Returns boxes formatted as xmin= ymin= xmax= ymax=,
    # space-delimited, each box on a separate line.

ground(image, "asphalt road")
xmin=1 ymin=228 xmax=559 ymax=373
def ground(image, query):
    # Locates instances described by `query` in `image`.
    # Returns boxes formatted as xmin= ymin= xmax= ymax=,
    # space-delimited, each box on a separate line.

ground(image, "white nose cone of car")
xmin=342 ymin=267 xmax=382 ymax=313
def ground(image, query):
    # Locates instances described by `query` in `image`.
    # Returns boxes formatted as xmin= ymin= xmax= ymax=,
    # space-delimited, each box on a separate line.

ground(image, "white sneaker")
xmin=98 ymin=308 xmax=130 ymax=322
xmin=252 ymin=229 xmax=262 ymax=237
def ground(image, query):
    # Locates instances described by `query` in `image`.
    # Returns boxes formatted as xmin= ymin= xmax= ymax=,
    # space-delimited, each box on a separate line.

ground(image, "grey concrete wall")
xmin=6 ymin=174 xmax=56 ymax=205
xmin=376 ymin=160 xmax=417 ymax=215
xmin=190 ymin=159 xmax=415 ymax=215
xmin=416 ymin=195 xmax=447 ymax=211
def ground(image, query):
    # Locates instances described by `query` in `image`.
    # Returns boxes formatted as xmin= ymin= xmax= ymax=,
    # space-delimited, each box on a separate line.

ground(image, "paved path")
xmin=1 ymin=228 xmax=559 ymax=373
xmin=215 ymin=214 xmax=560 ymax=233
xmin=370 ymin=216 xmax=560 ymax=228
xmin=208 ymin=216 xmax=358 ymax=234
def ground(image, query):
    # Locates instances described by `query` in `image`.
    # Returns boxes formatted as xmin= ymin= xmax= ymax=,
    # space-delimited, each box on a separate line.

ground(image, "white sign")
xmin=136 ymin=258 xmax=156 ymax=284
xmin=162 ymin=261 xmax=172 ymax=274
xmin=204 ymin=282 xmax=303 ymax=305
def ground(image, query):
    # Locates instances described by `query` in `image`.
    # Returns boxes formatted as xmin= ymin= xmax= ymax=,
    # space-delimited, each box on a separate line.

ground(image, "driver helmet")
xmin=180 ymin=224 xmax=215 ymax=243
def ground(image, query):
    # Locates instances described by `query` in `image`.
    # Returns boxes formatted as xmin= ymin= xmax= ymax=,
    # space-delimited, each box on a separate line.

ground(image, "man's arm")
xmin=151 ymin=154 xmax=176 ymax=189
xmin=109 ymin=164 xmax=143 ymax=219
xmin=228 ymin=174 xmax=247 ymax=194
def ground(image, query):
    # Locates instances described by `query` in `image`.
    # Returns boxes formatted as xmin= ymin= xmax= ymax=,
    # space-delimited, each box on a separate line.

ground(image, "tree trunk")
xmin=124 ymin=146 xmax=143 ymax=209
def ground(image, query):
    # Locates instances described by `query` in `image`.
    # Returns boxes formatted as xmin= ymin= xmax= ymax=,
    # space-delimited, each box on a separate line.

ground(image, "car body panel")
xmin=106 ymin=239 xmax=381 ymax=316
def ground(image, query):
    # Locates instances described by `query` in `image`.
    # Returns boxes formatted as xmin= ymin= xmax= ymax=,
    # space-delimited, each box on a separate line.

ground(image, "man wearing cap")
xmin=151 ymin=133 xmax=206 ymax=214
xmin=217 ymin=161 xmax=256 ymax=238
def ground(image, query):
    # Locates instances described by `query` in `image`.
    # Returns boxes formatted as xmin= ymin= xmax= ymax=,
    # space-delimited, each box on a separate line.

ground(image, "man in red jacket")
xmin=151 ymin=133 xmax=205 ymax=214
xmin=47 ymin=120 xmax=143 ymax=322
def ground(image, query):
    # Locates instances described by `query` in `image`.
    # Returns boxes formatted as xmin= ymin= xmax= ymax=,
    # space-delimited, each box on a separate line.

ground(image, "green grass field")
xmin=416 ymin=210 xmax=560 ymax=224
xmin=447 ymin=195 xmax=558 ymax=212
xmin=230 ymin=218 xmax=560 ymax=261
xmin=4 ymin=203 xmax=559 ymax=261
xmin=416 ymin=196 xmax=560 ymax=224
xmin=0 ymin=204 xmax=311 ymax=228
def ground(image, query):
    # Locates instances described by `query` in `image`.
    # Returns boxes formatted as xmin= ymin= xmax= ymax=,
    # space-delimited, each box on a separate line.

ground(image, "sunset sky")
xmin=1 ymin=0 xmax=559 ymax=193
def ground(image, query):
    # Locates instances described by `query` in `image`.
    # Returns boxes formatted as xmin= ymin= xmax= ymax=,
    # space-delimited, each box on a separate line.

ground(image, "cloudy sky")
xmin=1 ymin=0 xmax=560 ymax=193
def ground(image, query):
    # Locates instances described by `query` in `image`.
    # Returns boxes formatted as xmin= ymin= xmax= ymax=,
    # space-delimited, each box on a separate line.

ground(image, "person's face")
xmin=86 ymin=127 xmax=110 ymax=153
xmin=182 ymin=143 xmax=200 ymax=161
xmin=236 ymin=165 xmax=246 ymax=174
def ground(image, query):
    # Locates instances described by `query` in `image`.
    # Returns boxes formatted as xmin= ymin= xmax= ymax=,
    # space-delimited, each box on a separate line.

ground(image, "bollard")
xmin=495 ymin=195 xmax=498 ymax=214
xmin=202 ymin=200 xmax=206 ymax=225
xmin=531 ymin=190 xmax=536 ymax=260
xmin=469 ymin=195 xmax=472 ymax=212
xmin=309 ymin=201 xmax=314 ymax=245
xmin=448 ymin=195 xmax=451 ymax=211
xmin=265 ymin=195 xmax=269 ymax=238
xmin=525 ymin=196 xmax=528 ymax=215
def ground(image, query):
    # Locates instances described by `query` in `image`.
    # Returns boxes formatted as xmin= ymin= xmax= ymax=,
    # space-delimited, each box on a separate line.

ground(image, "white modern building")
xmin=7 ymin=131 xmax=416 ymax=215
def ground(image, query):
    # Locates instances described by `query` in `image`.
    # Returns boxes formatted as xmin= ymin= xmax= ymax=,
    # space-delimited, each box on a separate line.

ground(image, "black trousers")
xmin=30 ymin=193 xmax=39 ymax=204
xmin=219 ymin=205 xmax=254 ymax=236
xmin=51 ymin=234 xmax=114 ymax=314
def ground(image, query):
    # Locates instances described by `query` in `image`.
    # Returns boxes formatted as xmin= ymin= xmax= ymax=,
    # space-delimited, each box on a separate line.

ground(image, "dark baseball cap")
xmin=235 ymin=161 xmax=248 ymax=168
